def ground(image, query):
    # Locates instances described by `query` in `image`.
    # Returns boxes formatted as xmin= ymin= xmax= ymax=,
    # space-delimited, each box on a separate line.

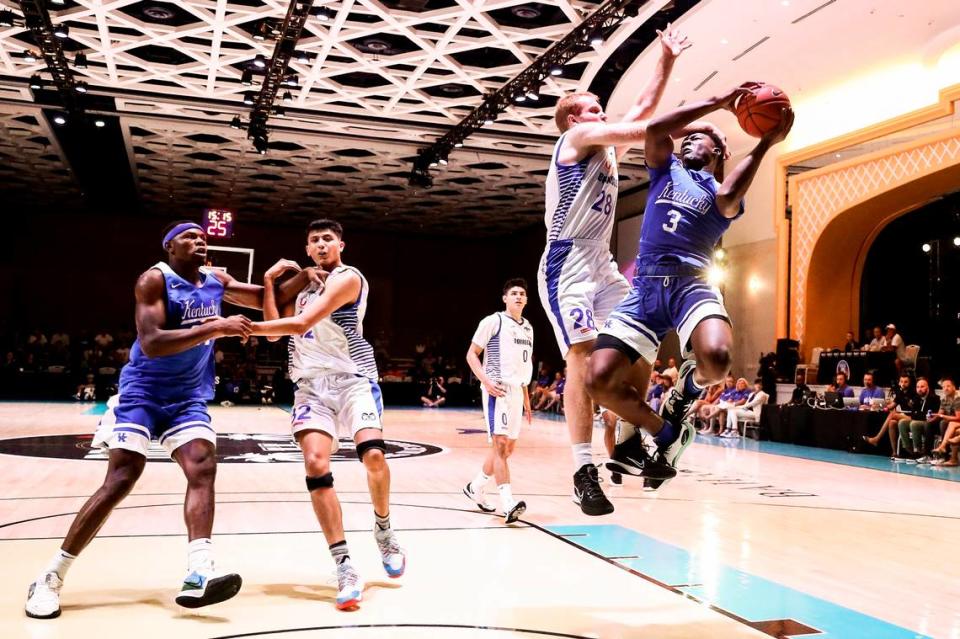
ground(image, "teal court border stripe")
xmin=694 ymin=434 xmax=960 ymax=483
xmin=542 ymin=524 xmax=929 ymax=639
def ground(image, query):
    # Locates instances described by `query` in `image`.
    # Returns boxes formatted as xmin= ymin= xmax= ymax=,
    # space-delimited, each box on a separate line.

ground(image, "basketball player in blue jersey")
xmin=539 ymin=26 xmax=708 ymax=515
xmin=587 ymin=84 xmax=794 ymax=485
xmin=25 ymin=221 xmax=310 ymax=619
xmin=463 ymin=278 xmax=534 ymax=524
xmin=252 ymin=219 xmax=404 ymax=611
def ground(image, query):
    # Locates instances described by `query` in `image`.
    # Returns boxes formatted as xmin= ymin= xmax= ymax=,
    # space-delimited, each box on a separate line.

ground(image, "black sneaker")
xmin=661 ymin=360 xmax=698 ymax=432
xmin=572 ymin=464 xmax=614 ymax=516
xmin=604 ymin=432 xmax=677 ymax=480
xmin=645 ymin=420 xmax=697 ymax=491
xmin=504 ymin=500 xmax=527 ymax=524
xmin=610 ymin=471 xmax=622 ymax=485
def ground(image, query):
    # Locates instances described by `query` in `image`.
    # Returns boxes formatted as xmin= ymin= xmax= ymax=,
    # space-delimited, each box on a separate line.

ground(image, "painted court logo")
xmin=0 ymin=433 xmax=444 ymax=463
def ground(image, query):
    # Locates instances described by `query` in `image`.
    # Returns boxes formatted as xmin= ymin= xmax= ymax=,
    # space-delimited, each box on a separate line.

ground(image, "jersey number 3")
xmin=662 ymin=209 xmax=682 ymax=234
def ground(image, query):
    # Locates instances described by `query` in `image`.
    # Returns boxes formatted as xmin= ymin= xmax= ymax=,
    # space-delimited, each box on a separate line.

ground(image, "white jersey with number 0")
xmin=544 ymin=133 xmax=619 ymax=242
xmin=290 ymin=265 xmax=378 ymax=382
xmin=472 ymin=312 xmax=534 ymax=387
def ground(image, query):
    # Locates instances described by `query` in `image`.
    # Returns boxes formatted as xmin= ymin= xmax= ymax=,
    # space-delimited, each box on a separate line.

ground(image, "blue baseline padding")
xmin=547 ymin=524 xmax=930 ymax=639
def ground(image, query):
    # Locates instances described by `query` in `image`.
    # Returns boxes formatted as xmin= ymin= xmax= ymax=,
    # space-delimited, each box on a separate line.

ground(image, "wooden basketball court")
xmin=1 ymin=402 xmax=957 ymax=638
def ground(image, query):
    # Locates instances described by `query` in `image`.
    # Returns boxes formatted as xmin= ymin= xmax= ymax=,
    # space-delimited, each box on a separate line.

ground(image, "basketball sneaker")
xmin=374 ymin=527 xmax=406 ymax=578
xmin=572 ymin=464 xmax=614 ymax=516
xmin=610 ymin=470 xmax=623 ymax=485
xmin=645 ymin=419 xmax=697 ymax=490
xmin=604 ymin=430 xmax=677 ymax=480
xmin=336 ymin=562 xmax=364 ymax=610
xmin=175 ymin=569 xmax=243 ymax=609
xmin=504 ymin=500 xmax=527 ymax=524
xmin=463 ymin=482 xmax=496 ymax=513
xmin=661 ymin=360 xmax=699 ymax=433
xmin=25 ymin=571 xmax=62 ymax=619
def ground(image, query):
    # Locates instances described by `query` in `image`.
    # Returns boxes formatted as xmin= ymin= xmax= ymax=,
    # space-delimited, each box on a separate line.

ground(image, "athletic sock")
xmin=374 ymin=511 xmax=391 ymax=533
xmin=329 ymin=540 xmax=350 ymax=567
xmin=44 ymin=549 xmax=76 ymax=581
xmin=615 ymin=420 xmax=638 ymax=445
xmin=572 ymin=442 xmax=593 ymax=469
xmin=498 ymin=484 xmax=515 ymax=511
xmin=470 ymin=470 xmax=491 ymax=493
xmin=653 ymin=423 xmax=676 ymax=448
xmin=187 ymin=538 xmax=213 ymax=573
xmin=683 ymin=366 xmax=703 ymax=400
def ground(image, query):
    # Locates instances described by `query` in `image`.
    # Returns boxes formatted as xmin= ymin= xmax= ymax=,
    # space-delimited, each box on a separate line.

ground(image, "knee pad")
xmin=356 ymin=438 xmax=386 ymax=461
xmin=305 ymin=472 xmax=333 ymax=491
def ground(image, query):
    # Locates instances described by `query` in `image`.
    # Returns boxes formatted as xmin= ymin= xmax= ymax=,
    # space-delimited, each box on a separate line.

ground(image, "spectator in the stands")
xmin=881 ymin=323 xmax=906 ymax=370
xmin=858 ymin=371 xmax=885 ymax=409
xmin=74 ymin=374 xmax=97 ymax=401
xmin=646 ymin=372 xmax=668 ymax=413
xmin=530 ymin=363 xmax=552 ymax=405
xmin=652 ymin=358 xmax=663 ymax=373
xmin=50 ymin=331 xmax=70 ymax=348
xmin=661 ymin=357 xmax=679 ymax=385
xmin=420 ymin=376 xmax=447 ymax=408
xmin=699 ymin=374 xmax=739 ymax=435
xmin=842 ymin=331 xmax=858 ymax=352
xmin=691 ymin=383 xmax=723 ymax=430
xmin=863 ymin=374 xmax=917 ymax=451
xmin=863 ymin=326 xmax=886 ymax=352
xmin=758 ymin=352 xmax=778 ymax=401
xmin=93 ymin=330 xmax=113 ymax=350
xmin=720 ymin=378 xmax=769 ymax=438
xmin=27 ymin=328 xmax=48 ymax=349
xmin=534 ymin=371 xmax=562 ymax=410
xmin=896 ymin=377 xmax=940 ymax=462
xmin=790 ymin=371 xmax=812 ymax=405
xmin=538 ymin=370 xmax=566 ymax=412
xmin=834 ymin=372 xmax=854 ymax=398
xmin=931 ymin=377 xmax=960 ymax=466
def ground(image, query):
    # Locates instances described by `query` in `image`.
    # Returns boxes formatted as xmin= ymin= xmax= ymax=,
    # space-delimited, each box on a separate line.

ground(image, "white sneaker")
xmin=25 ymin=572 xmax=62 ymax=619
xmin=504 ymin=500 xmax=527 ymax=524
xmin=374 ymin=527 xmax=406 ymax=578
xmin=462 ymin=482 xmax=496 ymax=513
xmin=336 ymin=562 xmax=364 ymax=610
xmin=175 ymin=568 xmax=242 ymax=609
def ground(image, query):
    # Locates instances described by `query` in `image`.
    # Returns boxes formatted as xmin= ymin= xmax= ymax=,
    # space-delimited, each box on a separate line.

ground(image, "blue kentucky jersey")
xmin=119 ymin=262 xmax=224 ymax=402
xmin=638 ymin=154 xmax=744 ymax=270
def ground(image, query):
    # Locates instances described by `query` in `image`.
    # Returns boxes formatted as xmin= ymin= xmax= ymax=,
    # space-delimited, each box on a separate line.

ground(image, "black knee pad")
xmin=356 ymin=438 xmax=386 ymax=461
xmin=305 ymin=472 xmax=333 ymax=491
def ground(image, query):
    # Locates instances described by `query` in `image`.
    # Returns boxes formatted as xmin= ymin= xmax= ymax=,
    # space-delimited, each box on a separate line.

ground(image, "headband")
xmin=162 ymin=223 xmax=203 ymax=250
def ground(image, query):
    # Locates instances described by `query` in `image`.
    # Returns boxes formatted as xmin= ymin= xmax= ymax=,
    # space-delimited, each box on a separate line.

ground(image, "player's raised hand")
xmin=717 ymin=82 xmax=761 ymax=113
xmin=264 ymin=258 xmax=301 ymax=281
xmin=303 ymin=266 xmax=329 ymax=286
xmin=761 ymin=107 xmax=794 ymax=145
xmin=657 ymin=23 xmax=691 ymax=58
xmin=483 ymin=379 xmax=506 ymax=398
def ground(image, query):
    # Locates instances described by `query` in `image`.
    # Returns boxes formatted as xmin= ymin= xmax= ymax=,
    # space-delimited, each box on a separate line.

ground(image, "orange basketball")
xmin=735 ymin=83 xmax=791 ymax=138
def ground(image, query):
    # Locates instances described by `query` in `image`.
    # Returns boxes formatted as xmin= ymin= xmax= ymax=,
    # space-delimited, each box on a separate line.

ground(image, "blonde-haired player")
xmin=463 ymin=278 xmax=534 ymax=523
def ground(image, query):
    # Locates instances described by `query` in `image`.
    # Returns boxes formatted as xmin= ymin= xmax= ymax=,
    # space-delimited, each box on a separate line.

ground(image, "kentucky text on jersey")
xmin=653 ymin=182 xmax=711 ymax=215
xmin=119 ymin=262 xmax=222 ymax=402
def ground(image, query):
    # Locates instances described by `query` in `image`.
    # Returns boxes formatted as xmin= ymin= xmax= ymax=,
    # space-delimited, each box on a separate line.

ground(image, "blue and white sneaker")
xmin=336 ymin=562 xmax=364 ymax=610
xmin=375 ymin=527 xmax=406 ymax=578
xmin=175 ymin=569 xmax=242 ymax=609
xmin=660 ymin=360 xmax=699 ymax=434
xmin=645 ymin=419 xmax=697 ymax=491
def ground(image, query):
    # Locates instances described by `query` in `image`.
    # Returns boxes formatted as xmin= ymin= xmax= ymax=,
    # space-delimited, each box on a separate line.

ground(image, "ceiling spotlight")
xmin=53 ymin=113 xmax=67 ymax=125
xmin=269 ymin=22 xmax=281 ymax=36
xmin=230 ymin=115 xmax=242 ymax=129
xmin=438 ymin=157 xmax=448 ymax=166
xmin=922 ymin=243 xmax=932 ymax=253
xmin=253 ymin=54 xmax=267 ymax=68
xmin=53 ymin=23 xmax=69 ymax=38
xmin=549 ymin=63 xmax=563 ymax=76
xmin=589 ymin=31 xmax=604 ymax=47
xmin=23 ymin=50 xmax=38 ymax=63
xmin=706 ymin=265 xmax=727 ymax=286
xmin=273 ymin=106 xmax=285 ymax=117
xmin=714 ymin=248 xmax=727 ymax=261
xmin=428 ymin=158 xmax=438 ymax=168
xmin=50 ymin=0 xmax=66 ymax=5
xmin=243 ymin=91 xmax=256 ymax=105
xmin=74 ymin=52 xmax=87 ymax=68
xmin=0 ymin=10 xmax=15 ymax=27
xmin=454 ymin=141 xmax=463 ymax=148
xmin=317 ymin=7 xmax=332 ymax=21
xmin=241 ymin=69 xmax=253 ymax=86
xmin=525 ymin=90 xmax=539 ymax=101
xmin=253 ymin=133 xmax=269 ymax=155
xmin=954 ymin=237 xmax=960 ymax=247
xmin=484 ymin=112 xmax=496 ymax=126
xmin=514 ymin=93 xmax=526 ymax=103
xmin=74 ymin=81 xmax=88 ymax=93
xmin=254 ymin=22 xmax=269 ymax=41
xmin=93 ymin=118 xmax=106 ymax=128
xmin=296 ymin=50 xmax=310 ymax=64
xmin=282 ymin=90 xmax=293 ymax=103
xmin=283 ymin=73 xmax=299 ymax=87
xmin=29 ymin=74 xmax=42 ymax=90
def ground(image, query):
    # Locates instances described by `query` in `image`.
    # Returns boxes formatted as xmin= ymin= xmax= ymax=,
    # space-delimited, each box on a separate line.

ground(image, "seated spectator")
xmin=421 ymin=376 xmax=447 ymax=408
xmin=50 ymin=331 xmax=70 ymax=348
xmin=789 ymin=372 xmax=812 ymax=405
xmin=896 ymin=377 xmax=940 ymax=462
xmin=691 ymin=383 xmax=723 ymax=431
xmin=699 ymin=374 xmax=738 ymax=434
xmin=74 ymin=374 xmax=97 ymax=401
xmin=842 ymin=331 xmax=858 ymax=351
xmin=857 ymin=371 xmax=885 ymax=410
xmin=863 ymin=326 xmax=886 ymax=352
xmin=27 ymin=328 xmax=48 ymax=349
xmin=834 ymin=372 xmax=854 ymax=398
xmin=646 ymin=373 xmax=668 ymax=413
xmin=863 ymin=373 xmax=917 ymax=451
xmin=661 ymin=357 xmax=679 ymax=385
xmin=534 ymin=372 xmax=562 ymax=410
xmin=652 ymin=358 xmax=663 ymax=373
xmin=932 ymin=377 xmax=960 ymax=464
xmin=881 ymin=324 xmax=906 ymax=371
xmin=539 ymin=370 xmax=566 ymax=412
xmin=530 ymin=364 xmax=552 ymax=406
xmin=93 ymin=330 xmax=114 ymax=350
xmin=721 ymin=378 xmax=769 ymax=437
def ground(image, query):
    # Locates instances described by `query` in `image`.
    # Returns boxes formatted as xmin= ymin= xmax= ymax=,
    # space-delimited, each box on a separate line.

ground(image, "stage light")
xmin=282 ymin=90 xmax=293 ymax=103
xmin=230 ymin=115 xmax=242 ymax=129
xmin=253 ymin=54 xmax=267 ymax=69
xmin=74 ymin=81 xmax=88 ymax=93
xmin=241 ymin=70 xmax=253 ymax=86
xmin=53 ymin=113 xmax=67 ymax=125
xmin=243 ymin=91 xmax=256 ymax=105
xmin=74 ymin=52 xmax=87 ymax=68
xmin=922 ymin=243 xmax=932 ymax=253
xmin=253 ymin=133 xmax=269 ymax=155
xmin=484 ymin=112 xmax=496 ymax=126
xmin=0 ymin=10 xmax=15 ymax=27
xmin=296 ymin=51 xmax=310 ymax=64
xmin=254 ymin=22 xmax=269 ymax=41
xmin=706 ymin=265 xmax=727 ymax=286
xmin=283 ymin=74 xmax=299 ymax=87
xmin=589 ymin=31 xmax=604 ymax=47
xmin=317 ymin=7 xmax=332 ymax=21
xmin=93 ymin=118 xmax=106 ymax=127
xmin=23 ymin=50 xmax=38 ymax=63
xmin=714 ymin=248 xmax=727 ymax=261
xmin=953 ymin=237 xmax=960 ymax=247
xmin=53 ymin=23 xmax=69 ymax=38
xmin=50 ymin=0 xmax=66 ymax=5
xmin=525 ymin=89 xmax=539 ymax=101
xmin=29 ymin=74 xmax=42 ymax=90
xmin=549 ymin=64 xmax=563 ymax=76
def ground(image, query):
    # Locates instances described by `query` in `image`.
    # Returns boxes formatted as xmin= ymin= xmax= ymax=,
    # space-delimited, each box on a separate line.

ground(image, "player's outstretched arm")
xmin=213 ymin=264 xmax=317 ymax=311
xmin=250 ymin=270 xmax=360 ymax=337
xmin=261 ymin=259 xmax=302 ymax=342
xmin=644 ymin=84 xmax=753 ymax=169
xmin=715 ymin=106 xmax=794 ymax=218
xmin=135 ymin=269 xmax=251 ymax=357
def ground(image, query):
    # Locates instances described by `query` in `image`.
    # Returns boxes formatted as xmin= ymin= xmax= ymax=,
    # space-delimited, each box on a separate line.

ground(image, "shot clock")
xmin=204 ymin=208 xmax=234 ymax=239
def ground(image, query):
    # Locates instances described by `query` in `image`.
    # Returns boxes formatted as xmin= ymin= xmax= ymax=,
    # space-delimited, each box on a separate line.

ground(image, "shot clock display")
xmin=204 ymin=208 xmax=234 ymax=239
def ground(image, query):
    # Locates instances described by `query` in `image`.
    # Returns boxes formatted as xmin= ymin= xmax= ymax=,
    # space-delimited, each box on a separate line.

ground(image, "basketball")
xmin=735 ymin=83 xmax=791 ymax=137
